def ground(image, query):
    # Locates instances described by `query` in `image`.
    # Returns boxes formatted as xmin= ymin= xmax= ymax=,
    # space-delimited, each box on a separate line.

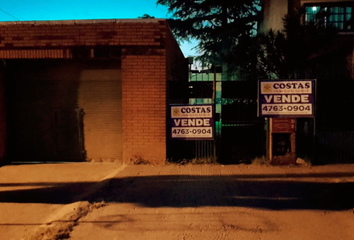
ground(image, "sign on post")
xmin=258 ymin=80 xmax=315 ymax=117
xmin=271 ymin=118 xmax=296 ymax=133
xmin=170 ymin=104 xmax=214 ymax=140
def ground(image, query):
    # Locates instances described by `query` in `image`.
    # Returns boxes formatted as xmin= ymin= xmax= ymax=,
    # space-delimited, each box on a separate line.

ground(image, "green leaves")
xmin=158 ymin=1 xmax=337 ymax=81
xmin=256 ymin=10 xmax=338 ymax=79
xmin=157 ymin=0 xmax=260 ymax=76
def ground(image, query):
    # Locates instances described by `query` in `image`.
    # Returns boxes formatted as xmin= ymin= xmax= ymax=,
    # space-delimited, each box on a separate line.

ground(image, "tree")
xmin=138 ymin=14 xmax=155 ymax=19
xmin=256 ymin=8 xmax=338 ymax=79
xmin=157 ymin=0 xmax=260 ymax=78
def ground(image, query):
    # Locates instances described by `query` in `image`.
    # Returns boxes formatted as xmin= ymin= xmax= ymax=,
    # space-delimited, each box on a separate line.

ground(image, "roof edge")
xmin=0 ymin=18 xmax=167 ymax=26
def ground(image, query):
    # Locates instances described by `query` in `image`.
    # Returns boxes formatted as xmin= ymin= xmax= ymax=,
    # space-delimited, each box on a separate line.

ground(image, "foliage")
xmin=175 ymin=157 xmax=219 ymax=165
xmin=256 ymin=29 xmax=288 ymax=79
xmin=157 ymin=0 xmax=261 ymax=76
xmin=157 ymin=1 xmax=338 ymax=80
xmin=251 ymin=156 xmax=270 ymax=165
xmin=256 ymin=9 xmax=338 ymax=79
xmin=138 ymin=14 xmax=155 ymax=19
xmin=131 ymin=155 xmax=151 ymax=165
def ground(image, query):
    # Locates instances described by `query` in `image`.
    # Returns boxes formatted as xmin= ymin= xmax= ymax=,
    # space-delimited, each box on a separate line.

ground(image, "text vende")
xmin=264 ymin=94 xmax=310 ymax=103
xmin=173 ymin=119 xmax=211 ymax=127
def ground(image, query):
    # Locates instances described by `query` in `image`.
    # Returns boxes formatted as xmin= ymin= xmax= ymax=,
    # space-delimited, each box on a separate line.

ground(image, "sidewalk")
xmin=0 ymin=162 xmax=126 ymax=240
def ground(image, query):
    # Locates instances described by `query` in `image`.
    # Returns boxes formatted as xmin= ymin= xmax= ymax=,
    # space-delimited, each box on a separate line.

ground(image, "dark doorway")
xmin=5 ymin=60 xmax=85 ymax=162
xmin=54 ymin=109 xmax=85 ymax=161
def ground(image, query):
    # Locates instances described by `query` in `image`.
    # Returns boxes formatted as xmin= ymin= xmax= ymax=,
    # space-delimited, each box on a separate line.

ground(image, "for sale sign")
xmin=170 ymin=105 xmax=214 ymax=140
xmin=258 ymin=80 xmax=315 ymax=117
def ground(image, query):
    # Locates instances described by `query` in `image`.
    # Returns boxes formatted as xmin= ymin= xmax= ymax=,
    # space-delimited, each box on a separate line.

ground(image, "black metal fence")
xmin=167 ymin=81 xmax=266 ymax=164
xmin=167 ymin=78 xmax=354 ymax=165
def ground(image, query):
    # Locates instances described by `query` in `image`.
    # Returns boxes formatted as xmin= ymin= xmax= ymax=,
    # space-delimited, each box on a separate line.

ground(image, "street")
xmin=69 ymin=164 xmax=354 ymax=240
xmin=0 ymin=163 xmax=353 ymax=239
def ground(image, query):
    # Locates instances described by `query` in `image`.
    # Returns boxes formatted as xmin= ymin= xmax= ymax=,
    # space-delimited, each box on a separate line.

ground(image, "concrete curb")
xmin=22 ymin=163 xmax=127 ymax=240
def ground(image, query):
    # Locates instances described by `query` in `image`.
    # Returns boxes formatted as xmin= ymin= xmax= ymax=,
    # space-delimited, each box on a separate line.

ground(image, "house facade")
xmin=0 ymin=19 xmax=187 ymax=165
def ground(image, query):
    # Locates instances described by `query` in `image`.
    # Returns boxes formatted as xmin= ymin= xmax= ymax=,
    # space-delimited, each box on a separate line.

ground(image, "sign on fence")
xmin=170 ymin=104 xmax=214 ymax=140
xmin=258 ymin=80 xmax=315 ymax=117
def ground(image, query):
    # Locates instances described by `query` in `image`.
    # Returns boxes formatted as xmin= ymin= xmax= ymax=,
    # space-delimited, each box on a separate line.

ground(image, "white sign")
xmin=170 ymin=105 xmax=214 ymax=140
xmin=171 ymin=105 xmax=213 ymax=118
xmin=258 ymin=80 xmax=315 ymax=117
xmin=260 ymin=81 xmax=312 ymax=94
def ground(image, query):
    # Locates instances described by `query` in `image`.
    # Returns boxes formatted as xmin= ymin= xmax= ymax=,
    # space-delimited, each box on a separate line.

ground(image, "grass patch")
xmin=175 ymin=157 xmax=218 ymax=165
xmin=251 ymin=156 xmax=270 ymax=165
xmin=296 ymin=157 xmax=312 ymax=166
xmin=131 ymin=156 xmax=150 ymax=165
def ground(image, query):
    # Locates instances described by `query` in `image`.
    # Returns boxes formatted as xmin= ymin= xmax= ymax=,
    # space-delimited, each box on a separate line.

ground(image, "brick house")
xmin=0 ymin=19 xmax=187 ymax=165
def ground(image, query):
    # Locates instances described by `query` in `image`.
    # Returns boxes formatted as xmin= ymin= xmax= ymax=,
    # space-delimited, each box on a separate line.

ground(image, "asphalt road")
xmin=69 ymin=164 xmax=354 ymax=240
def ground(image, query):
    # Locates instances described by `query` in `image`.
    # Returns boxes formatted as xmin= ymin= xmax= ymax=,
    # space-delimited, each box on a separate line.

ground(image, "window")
xmin=305 ymin=4 xmax=353 ymax=31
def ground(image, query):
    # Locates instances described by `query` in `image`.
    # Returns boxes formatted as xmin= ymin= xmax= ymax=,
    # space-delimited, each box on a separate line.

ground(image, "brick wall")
xmin=122 ymin=55 xmax=167 ymax=164
xmin=120 ymin=22 xmax=187 ymax=164
xmin=0 ymin=19 xmax=187 ymax=164
xmin=0 ymin=19 xmax=167 ymax=60
xmin=0 ymin=19 xmax=164 ymax=49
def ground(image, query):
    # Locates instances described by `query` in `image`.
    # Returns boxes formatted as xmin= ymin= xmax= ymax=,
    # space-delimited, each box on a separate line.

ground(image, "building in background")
xmin=260 ymin=0 xmax=354 ymax=33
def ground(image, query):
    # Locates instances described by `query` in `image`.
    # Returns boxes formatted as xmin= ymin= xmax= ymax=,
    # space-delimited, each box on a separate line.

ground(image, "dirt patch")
xmin=23 ymin=201 xmax=107 ymax=240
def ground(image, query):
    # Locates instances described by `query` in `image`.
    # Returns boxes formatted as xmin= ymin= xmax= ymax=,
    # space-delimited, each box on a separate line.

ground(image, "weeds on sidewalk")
xmin=251 ymin=156 xmax=270 ymax=165
xmin=250 ymin=156 xmax=312 ymax=166
xmin=23 ymin=201 xmax=107 ymax=240
xmin=131 ymin=155 xmax=150 ymax=165
xmin=173 ymin=157 xmax=219 ymax=165
xmin=296 ymin=157 xmax=312 ymax=166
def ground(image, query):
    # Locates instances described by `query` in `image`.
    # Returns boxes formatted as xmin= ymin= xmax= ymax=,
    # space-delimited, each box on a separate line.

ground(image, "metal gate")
xmin=167 ymin=79 xmax=266 ymax=164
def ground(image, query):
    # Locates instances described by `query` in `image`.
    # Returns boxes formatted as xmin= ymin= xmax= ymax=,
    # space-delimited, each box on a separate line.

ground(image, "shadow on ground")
xmin=0 ymin=172 xmax=353 ymax=211
xmin=0 ymin=181 xmax=95 ymax=204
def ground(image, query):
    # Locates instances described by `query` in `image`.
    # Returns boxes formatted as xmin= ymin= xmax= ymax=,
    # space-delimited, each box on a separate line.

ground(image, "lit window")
xmin=305 ymin=4 xmax=353 ymax=31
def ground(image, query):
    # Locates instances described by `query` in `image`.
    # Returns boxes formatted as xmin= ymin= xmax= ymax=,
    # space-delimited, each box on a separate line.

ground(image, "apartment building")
xmin=260 ymin=0 xmax=354 ymax=33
